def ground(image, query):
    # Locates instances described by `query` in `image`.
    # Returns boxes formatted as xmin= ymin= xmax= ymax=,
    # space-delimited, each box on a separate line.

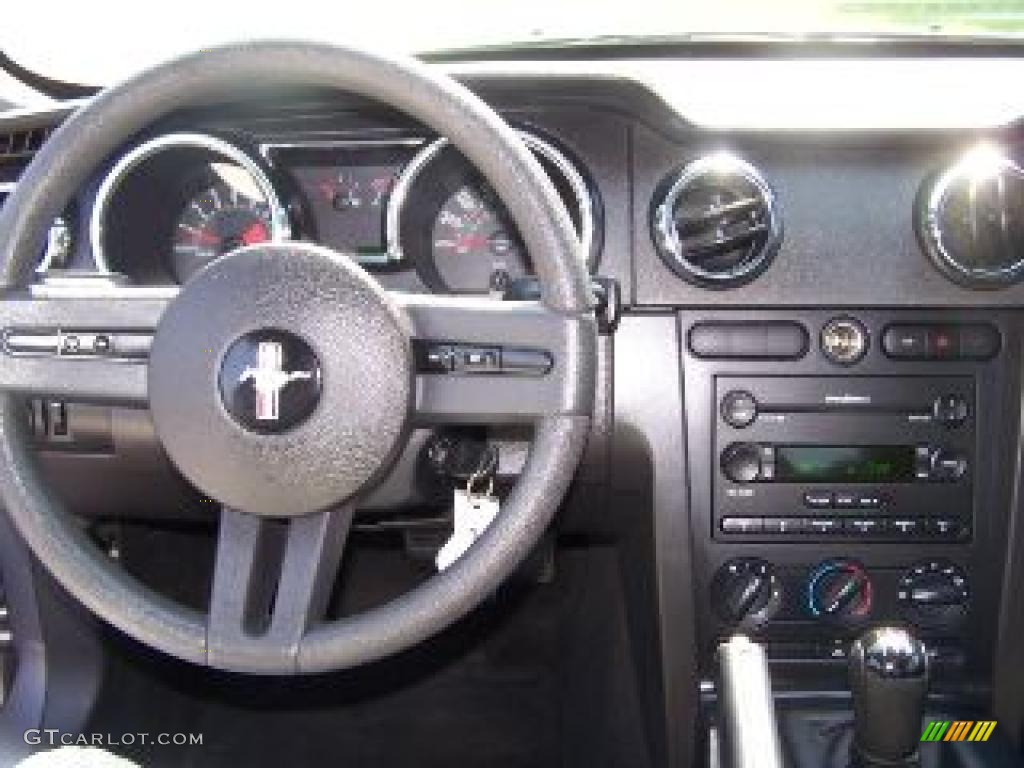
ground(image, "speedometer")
xmin=430 ymin=181 xmax=526 ymax=292
xmin=388 ymin=131 xmax=600 ymax=294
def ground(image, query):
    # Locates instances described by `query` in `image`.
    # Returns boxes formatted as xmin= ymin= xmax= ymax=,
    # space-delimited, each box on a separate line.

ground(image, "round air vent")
xmin=651 ymin=152 xmax=782 ymax=288
xmin=917 ymin=144 xmax=1024 ymax=289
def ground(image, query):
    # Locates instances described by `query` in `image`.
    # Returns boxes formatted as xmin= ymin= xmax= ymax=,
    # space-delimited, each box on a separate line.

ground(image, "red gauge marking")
xmin=240 ymin=221 xmax=270 ymax=246
xmin=454 ymin=234 xmax=489 ymax=252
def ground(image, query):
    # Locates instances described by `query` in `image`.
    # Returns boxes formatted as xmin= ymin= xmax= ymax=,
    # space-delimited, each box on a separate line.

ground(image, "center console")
xmin=683 ymin=309 xmax=1020 ymax=688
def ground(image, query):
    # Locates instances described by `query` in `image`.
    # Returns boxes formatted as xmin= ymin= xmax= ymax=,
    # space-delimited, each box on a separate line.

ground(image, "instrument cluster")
xmin=87 ymin=129 xmax=602 ymax=293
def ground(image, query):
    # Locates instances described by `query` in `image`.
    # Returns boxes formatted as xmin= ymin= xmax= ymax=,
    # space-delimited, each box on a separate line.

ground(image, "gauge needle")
xmin=182 ymin=227 xmax=221 ymax=245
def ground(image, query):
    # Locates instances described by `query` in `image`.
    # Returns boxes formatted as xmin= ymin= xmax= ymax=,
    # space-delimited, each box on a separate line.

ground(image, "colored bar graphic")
xmin=921 ymin=721 xmax=949 ymax=742
xmin=922 ymin=720 xmax=996 ymax=742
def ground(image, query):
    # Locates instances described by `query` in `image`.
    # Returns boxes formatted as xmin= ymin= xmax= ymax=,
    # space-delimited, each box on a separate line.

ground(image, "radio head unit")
xmin=714 ymin=376 xmax=974 ymax=541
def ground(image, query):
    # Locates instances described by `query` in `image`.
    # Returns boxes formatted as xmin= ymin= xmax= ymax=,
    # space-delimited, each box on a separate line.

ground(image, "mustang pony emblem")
xmin=239 ymin=341 xmax=314 ymax=421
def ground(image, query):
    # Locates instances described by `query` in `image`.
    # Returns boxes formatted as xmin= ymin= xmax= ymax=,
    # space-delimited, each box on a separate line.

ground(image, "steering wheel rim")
xmin=0 ymin=41 xmax=596 ymax=674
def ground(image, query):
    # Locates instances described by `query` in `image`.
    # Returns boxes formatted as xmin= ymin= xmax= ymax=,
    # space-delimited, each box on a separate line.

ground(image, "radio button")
xmin=927 ymin=519 xmax=970 ymax=540
xmin=803 ymin=491 xmax=834 ymax=509
xmin=764 ymin=517 xmax=809 ymax=534
xmin=846 ymin=518 xmax=887 ymax=535
xmin=721 ymin=518 xmax=763 ymax=534
xmin=930 ymin=449 xmax=968 ymax=482
xmin=834 ymin=492 xmax=858 ymax=509
xmin=809 ymin=519 xmax=842 ymax=535
xmin=856 ymin=493 xmax=883 ymax=509
xmin=721 ymin=390 xmax=758 ymax=429
xmin=933 ymin=394 xmax=969 ymax=428
xmin=891 ymin=519 xmax=922 ymax=535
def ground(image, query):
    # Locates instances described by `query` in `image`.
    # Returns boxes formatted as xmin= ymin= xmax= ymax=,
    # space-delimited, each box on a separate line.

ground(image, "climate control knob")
xmin=711 ymin=558 xmax=782 ymax=628
xmin=898 ymin=560 xmax=969 ymax=627
xmin=807 ymin=559 xmax=873 ymax=623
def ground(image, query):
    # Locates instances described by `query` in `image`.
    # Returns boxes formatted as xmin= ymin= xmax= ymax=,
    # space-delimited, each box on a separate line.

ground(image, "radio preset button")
xmin=891 ymin=519 xmax=922 ymax=535
xmin=809 ymin=519 xmax=842 ymax=535
xmin=927 ymin=519 xmax=970 ymax=540
xmin=721 ymin=390 xmax=758 ymax=428
xmin=721 ymin=518 xmax=763 ymax=534
xmin=846 ymin=518 xmax=887 ymax=535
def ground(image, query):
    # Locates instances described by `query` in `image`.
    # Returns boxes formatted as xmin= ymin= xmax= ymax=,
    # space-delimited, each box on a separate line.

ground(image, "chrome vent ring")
xmin=651 ymin=152 xmax=782 ymax=288
xmin=917 ymin=144 xmax=1024 ymax=289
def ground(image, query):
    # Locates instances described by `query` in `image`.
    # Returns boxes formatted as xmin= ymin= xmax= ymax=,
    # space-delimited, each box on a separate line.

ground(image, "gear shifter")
xmin=849 ymin=626 xmax=929 ymax=767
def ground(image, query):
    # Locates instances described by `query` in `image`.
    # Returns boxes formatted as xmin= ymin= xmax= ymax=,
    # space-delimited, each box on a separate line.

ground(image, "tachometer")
xmin=91 ymin=133 xmax=289 ymax=284
xmin=171 ymin=163 xmax=274 ymax=282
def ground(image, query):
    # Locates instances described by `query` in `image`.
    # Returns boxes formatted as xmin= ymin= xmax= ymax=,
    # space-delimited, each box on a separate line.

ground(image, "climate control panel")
xmin=709 ymin=557 xmax=970 ymax=634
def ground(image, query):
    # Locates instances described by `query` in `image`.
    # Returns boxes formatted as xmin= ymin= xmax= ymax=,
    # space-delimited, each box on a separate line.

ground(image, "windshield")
xmin=3 ymin=0 xmax=1024 ymax=88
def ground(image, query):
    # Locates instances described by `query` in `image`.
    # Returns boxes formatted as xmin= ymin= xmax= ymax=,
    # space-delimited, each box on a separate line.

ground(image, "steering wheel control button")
xmin=219 ymin=330 xmax=322 ymax=434
xmin=720 ymin=390 xmax=758 ymax=428
xmin=149 ymin=243 xmax=413 ymax=518
xmin=820 ymin=316 xmax=869 ymax=365
xmin=416 ymin=343 xmax=552 ymax=376
xmin=2 ymin=330 xmax=153 ymax=360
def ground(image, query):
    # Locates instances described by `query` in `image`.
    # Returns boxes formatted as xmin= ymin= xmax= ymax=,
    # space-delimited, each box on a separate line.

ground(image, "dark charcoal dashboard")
xmin=3 ymin=47 xmax=1024 ymax=768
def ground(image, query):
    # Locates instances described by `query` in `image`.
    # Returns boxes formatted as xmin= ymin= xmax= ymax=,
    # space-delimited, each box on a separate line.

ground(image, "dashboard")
xmin=6 ymin=45 xmax=1024 ymax=768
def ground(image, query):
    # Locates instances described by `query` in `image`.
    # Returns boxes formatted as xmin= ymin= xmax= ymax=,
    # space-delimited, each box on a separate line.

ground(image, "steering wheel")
xmin=0 ymin=42 xmax=596 ymax=674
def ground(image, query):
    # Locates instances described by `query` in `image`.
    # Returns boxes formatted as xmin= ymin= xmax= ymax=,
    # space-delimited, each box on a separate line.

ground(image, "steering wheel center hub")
xmin=148 ymin=242 xmax=413 ymax=517
xmin=219 ymin=329 xmax=323 ymax=433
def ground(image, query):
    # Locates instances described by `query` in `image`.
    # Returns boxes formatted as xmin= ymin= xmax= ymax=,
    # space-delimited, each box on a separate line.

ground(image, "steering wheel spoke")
xmin=0 ymin=291 xmax=167 ymax=405
xmin=207 ymin=504 xmax=355 ymax=674
xmin=397 ymin=293 xmax=595 ymax=424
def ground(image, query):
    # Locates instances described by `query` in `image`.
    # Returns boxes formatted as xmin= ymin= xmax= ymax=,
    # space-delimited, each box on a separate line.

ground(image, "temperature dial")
xmin=898 ymin=560 xmax=969 ymax=627
xmin=711 ymin=558 xmax=783 ymax=628
xmin=807 ymin=559 xmax=873 ymax=622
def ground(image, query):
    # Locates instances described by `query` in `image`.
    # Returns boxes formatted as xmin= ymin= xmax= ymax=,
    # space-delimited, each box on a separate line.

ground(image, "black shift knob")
xmin=849 ymin=626 xmax=929 ymax=766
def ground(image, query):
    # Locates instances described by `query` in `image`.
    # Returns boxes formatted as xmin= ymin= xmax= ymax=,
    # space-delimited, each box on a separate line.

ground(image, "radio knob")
xmin=933 ymin=394 xmax=969 ymax=428
xmin=807 ymin=559 xmax=873 ymax=622
xmin=929 ymin=448 xmax=968 ymax=481
xmin=721 ymin=443 xmax=763 ymax=483
xmin=711 ymin=558 xmax=782 ymax=627
xmin=721 ymin=390 xmax=758 ymax=428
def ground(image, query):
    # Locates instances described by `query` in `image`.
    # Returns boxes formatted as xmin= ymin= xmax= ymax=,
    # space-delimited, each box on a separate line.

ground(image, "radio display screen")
xmin=775 ymin=445 xmax=916 ymax=483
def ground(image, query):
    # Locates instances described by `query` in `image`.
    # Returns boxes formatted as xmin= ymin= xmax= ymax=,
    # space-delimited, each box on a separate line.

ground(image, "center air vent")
xmin=651 ymin=153 xmax=782 ymax=288
xmin=916 ymin=144 xmax=1024 ymax=289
